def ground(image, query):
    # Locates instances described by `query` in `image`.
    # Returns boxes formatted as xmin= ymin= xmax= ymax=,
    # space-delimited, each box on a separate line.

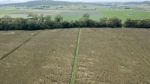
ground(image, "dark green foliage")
xmin=86 ymin=19 xmax=96 ymax=27
xmin=107 ymin=18 xmax=122 ymax=28
xmin=124 ymin=19 xmax=138 ymax=28
xmin=96 ymin=18 xmax=122 ymax=28
xmin=78 ymin=14 xmax=96 ymax=27
xmin=0 ymin=14 xmax=149 ymax=30
xmin=97 ymin=18 xmax=108 ymax=27
xmin=62 ymin=21 xmax=73 ymax=28
xmin=72 ymin=21 xmax=81 ymax=27
xmin=139 ymin=19 xmax=150 ymax=28
xmin=54 ymin=15 xmax=63 ymax=22
xmin=124 ymin=19 xmax=150 ymax=28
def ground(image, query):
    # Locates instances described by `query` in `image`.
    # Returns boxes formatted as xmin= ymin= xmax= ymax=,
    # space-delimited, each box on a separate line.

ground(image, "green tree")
xmin=107 ymin=18 xmax=122 ymax=28
xmin=97 ymin=18 xmax=108 ymax=27
xmin=54 ymin=15 xmax=63 ymax=22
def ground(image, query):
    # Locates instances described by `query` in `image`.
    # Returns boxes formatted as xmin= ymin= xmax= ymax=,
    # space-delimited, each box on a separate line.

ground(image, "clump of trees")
xmin=96 ymin=17 xmax=122 ymax=28
xmin=0 ymin=14 xmax=149 ymax=30
xmin=124 ymin=19 xmax=150 ymax=28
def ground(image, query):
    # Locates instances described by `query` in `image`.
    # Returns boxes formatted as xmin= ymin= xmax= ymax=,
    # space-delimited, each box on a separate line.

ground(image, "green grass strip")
xmin=69 ymin=28 xmax=82 ymax=84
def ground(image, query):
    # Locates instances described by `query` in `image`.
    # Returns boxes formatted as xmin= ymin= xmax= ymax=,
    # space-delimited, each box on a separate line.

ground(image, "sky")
xmin=0 ymin=0 xmax=149 ymax=4
xmin=55 ymin=0 xmax=150 ymax=2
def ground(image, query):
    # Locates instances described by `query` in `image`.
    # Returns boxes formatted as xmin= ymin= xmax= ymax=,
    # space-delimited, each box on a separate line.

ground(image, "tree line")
xmin=0 ymin=14 xmax=149 ymax=30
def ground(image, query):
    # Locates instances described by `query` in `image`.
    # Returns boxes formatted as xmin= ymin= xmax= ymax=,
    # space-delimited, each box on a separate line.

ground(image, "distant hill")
xmin=125 ymin=1 xmax=150 ymax=5
xmin=0 ymin=0 xmax=72 ymax=7
xmin=0 ymin=0 xmax=99 ymax=7
xmin=1 ymin=0 xmax=149 ymax=7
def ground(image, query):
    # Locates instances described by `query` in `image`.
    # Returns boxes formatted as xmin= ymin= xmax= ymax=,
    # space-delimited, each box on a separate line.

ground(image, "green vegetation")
xmin=0 ymin=5 xmax=150 ymax=21
xmin=124 ymin=19 xmax=150 ymax=28
xmin=0 ymin=0 xmax=150 ymax=84
xmin=0 ymin=14 xmax=120 ymax=30
xmin=0 ymin=14 xmax=149 ymax=30
xmin=69 ymin=29 xmax=81 ymax=84
xmin=0 ymin=0 xmax=150 ymax=29
xmin=99 ymin=8 xmax=150 ymax=21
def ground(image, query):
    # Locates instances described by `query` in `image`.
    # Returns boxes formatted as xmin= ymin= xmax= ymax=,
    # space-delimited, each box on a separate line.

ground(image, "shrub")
xmin=62 ymin=21 xmax=73 ymax=28
xmin=107 ymin=18 xmax=122 ymax=28
xmin=137 ymin=19 xmax=150 ymax=28
xmin=124 ymin=19 xmax=150 ymax=28
xmin=54 ymin=15 xmax=63 ymax=22
xmin=0 ymin=14 xmax=149 ymax=30
xmin=97 ymin=18 xmax=108 ymax=27
xmin=124 ymin=19 xmax=138 ymax=28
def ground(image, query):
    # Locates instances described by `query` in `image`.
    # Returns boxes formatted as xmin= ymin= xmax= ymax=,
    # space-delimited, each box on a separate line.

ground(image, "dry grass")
xmin=0 ymin=31 xmax=36 ymax=59
xmin=76 ymin=28 xmax=150 ymax=84
xmin=0 ymin=29 xmax=78 ymax=84
xmin=0 ymin=28 xmax=150 ymax=84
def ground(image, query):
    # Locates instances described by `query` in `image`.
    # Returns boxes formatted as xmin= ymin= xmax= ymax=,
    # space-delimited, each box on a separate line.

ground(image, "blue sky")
xmin=0 ymin=0 xmax=149 ymax=4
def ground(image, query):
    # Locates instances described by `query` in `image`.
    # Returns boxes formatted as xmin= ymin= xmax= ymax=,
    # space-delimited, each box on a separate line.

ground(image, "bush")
xmin=54 ymin=15 xmax=63 ymax=22
xmin=72 ymin=20 xmax=81 ymax=27
xmin=96 ymin=18 xmax=122 ymax=28
xmin=107 ymin=18 xmax=122 ymax=28
xmin=97 ymin=18 xmax=108 ymax=27
xmin=139 ymin=19 xmax=150 ymax=28
xmin=124 ymin=19 xmax=150 ymax=28
xmin=0 ymin=14 xmax=149 ymax=30
xmin=62 ymin=21 xmax=73 ymax=28
xmin=124 ymin=19 xmax=138 ymax=28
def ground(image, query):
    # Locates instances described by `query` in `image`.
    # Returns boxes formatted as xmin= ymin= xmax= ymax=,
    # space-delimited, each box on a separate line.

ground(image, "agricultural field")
xmin=0 ymin=28 xmax=150 ymax=84
xmin=0 ymin=29 xmax=78 ymax=84
xmin=76 ymin=28 xmax=150 ymax=84
xmin=98 ymin=7 xmax=150 ymax=21
xmin=0 ymin=31 xmax=36 ymax=59
xmin=0 ymin=5 xmax=150 ymax=21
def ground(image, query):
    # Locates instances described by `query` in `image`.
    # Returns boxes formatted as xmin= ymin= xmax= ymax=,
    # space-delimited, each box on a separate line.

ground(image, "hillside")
xmin=125 ymin=1 xmax=150 ymax=5
xmin=0 ymin=0 xmax=100 ymax=7
xmin=0 ymin=0 xmax=70 ymax=7
xmin=1 ymin=0 xmax=150 ymax=8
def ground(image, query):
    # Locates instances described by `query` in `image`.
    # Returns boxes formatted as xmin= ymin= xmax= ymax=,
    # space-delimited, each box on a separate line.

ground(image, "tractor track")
xmin=0 ymin=31 xmax=41 ymax=61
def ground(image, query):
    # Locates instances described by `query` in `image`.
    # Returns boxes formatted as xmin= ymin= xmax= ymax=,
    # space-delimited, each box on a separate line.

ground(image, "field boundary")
xmin=0 ymin=31 xmax=40 ymax=61
xmin=69 ymin=28 xmax=82 ymax=84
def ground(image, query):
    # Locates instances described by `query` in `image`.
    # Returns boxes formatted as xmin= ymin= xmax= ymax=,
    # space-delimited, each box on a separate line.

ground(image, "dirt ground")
xmin=0 ymin=31 xmax=37 ymax=59
xmin=0 ymin=29 xmax=78 ymax=84
xmin=76 ymin=28 xmax=150 ymax=84
xmin=0 ymin=28 xmax=150 ymax=84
